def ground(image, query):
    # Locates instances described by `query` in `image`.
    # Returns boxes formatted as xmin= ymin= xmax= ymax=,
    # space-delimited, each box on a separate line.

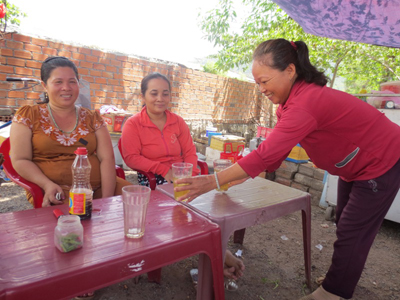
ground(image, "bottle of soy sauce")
xmin=69 ymin=147 xmax=93 ymax=220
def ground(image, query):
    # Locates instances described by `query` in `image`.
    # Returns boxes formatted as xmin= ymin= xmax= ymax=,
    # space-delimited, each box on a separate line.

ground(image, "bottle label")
xmin=69 ymin=192 xmax=86 ymax=215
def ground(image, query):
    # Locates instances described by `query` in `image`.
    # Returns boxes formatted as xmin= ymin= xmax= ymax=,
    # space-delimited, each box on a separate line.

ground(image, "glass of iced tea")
xmin=213 ymin=159 xmax=233 ymax=192
xmin=172 ymin=163 xmax=193 ymax=202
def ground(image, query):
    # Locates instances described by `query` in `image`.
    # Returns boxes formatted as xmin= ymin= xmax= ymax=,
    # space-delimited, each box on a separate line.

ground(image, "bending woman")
xmin=176 ymin=39 xmax=400 ymax=300
xmin=10 ymin=56 xmax=132 ymax=207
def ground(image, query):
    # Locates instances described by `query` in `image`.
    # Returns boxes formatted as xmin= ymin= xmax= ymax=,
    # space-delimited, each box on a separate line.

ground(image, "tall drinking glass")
xmin=172 ymin=162 xmax=193 ymax=202
xmin=213 ymin=159 xmax=232 ymax=192
xmin=122 ymin=185 xmax=151 ymax=239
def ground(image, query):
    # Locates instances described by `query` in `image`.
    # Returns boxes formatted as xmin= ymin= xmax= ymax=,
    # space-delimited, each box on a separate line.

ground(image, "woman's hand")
xmin=175 ymin=163 xmax=250 ymax=202
xmin=42 ymin=182 xmax=64 ymax=207
xmin=175 ymin=174 xmax=216 ymax=202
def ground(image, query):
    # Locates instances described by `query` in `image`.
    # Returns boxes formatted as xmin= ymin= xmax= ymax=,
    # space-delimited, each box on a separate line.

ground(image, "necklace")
xmin=47 ymin=103 xmax=79 ymax=134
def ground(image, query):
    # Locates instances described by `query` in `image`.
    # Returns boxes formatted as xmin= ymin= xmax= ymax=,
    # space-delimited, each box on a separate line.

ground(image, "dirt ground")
xmin=1 ymin=170 xmax=399 ymax=300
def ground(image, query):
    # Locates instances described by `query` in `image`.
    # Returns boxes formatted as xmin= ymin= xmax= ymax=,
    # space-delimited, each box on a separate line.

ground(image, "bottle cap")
xmin=53 ymin=209 xmax=64 ymax=219
xmin=74 ymin=147 xmax=88 ymax=155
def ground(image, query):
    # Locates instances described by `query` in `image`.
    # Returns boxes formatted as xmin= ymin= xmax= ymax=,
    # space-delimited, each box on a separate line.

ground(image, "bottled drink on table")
xmin=69 ymin=147 xmax=93 ymax=220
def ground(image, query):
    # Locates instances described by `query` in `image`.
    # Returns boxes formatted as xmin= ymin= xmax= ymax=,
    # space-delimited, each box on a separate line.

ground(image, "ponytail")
xmin=253 ymin=39 xmax=329 ymax=86
xmin=294 ymin=41 xmax=328 ymax=86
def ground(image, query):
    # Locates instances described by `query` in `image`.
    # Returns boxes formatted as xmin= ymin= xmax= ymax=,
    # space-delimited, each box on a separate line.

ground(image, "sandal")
xmin=224 ymin=279 xmax=238 ymax=292
xmin=74 ymin=291 xmax=95 ymax=299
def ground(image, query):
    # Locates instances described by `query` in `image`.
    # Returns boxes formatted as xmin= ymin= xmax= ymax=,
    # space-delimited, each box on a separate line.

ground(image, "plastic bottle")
xmin=69 ymin=147 xmax=93 ymax=220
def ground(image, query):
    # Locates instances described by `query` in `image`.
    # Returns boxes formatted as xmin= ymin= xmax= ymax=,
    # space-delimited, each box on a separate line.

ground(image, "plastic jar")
xmin=54 ymin=215 xmax=84 ymax=253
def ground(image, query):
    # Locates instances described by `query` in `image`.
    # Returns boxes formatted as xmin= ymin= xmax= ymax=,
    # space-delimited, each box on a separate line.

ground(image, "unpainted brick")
xmin=26 ymin=61 xmax=42 ymax=69
xmin=14 ymin=50 xmax=32 ymax=59
xmin=42 ymin=47 xmax=58 ymax=56
xmin=1 ymin=49 xmax=13 ymax=56
xmin=275 ymin=169 xmax=296 ymax=179
xmin=27 ymin=92 xmax=41 ymax=99
xmin=58 ymin=51 xmax=71 ymax=58
xmin=32 ymin=37 xmax=48 ymax=47
xmin=290 ymin=182 xmax=309 ymax=192
xmin=310 ymin=179 xmax=325 ymax=191
xmin=0 ymin=65 xmax=14 ymax=73
xmin=314 ymin=168 xmax=326 ymax=181
xmin=279 ymin=160 xmax=299 ymax=172
xmin=294 ymin=173 xmax=313 ymax=187
xmin=298 ymin=163 xmax=315 ymax=177
xmin=0 ymin=98 xmax=17 ymax=106
xmin=275 ymin=176 xmax=292 ymax=187
xmin=13 ymin=34 xmax=31 ymax=43
xmin=24 ymin=44 xmax=42 ymax=53
xmin=7 ymin=40 xmax=24 ymax=49
xmin=15 ymin=67 xmax=33 ymax=76
xmin=8 ymin=91 xmax=25 ymax=98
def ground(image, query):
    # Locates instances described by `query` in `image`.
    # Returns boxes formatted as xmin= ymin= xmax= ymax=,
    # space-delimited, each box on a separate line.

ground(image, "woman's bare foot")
xmin=224 ymin=250 xmax=245 ymax=280
xmin=300 ymin=286 xmax=340 ymax=300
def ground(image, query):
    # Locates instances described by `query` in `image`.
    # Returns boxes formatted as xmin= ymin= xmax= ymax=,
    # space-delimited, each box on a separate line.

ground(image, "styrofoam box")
xmin=205 ymin=147 xmax=223 ymax=162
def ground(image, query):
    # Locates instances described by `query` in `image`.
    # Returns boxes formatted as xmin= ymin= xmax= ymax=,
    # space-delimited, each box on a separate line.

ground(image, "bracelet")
xmin=214 ymin=172 xmax=220 ymax=190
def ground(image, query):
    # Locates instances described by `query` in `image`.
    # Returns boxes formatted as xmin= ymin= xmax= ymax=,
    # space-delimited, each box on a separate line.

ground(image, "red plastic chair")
xmin=0 ymin=137 xmax=125 ymax=209
xmin=118 ymin=139 xmax=209 ymax=190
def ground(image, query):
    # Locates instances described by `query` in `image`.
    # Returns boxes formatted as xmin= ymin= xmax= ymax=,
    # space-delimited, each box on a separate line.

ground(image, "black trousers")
xmin=323 ymin=158 xmax=400 ymax=299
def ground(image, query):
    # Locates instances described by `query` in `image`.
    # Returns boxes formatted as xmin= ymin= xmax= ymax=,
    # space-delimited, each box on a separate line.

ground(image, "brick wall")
xmin=0 ymin=32 xmax=276 ymax=133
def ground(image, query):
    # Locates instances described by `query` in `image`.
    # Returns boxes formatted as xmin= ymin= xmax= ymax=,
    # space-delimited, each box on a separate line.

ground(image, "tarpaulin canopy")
xmin=273 ymin=0 xmax=400 ymax=48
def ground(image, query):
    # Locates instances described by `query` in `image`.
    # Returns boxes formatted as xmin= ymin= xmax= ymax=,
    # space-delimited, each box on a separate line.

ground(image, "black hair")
xmin=40 ymin=56 xmax=79 ymax=84
xmin=253 ymin=38 xmax=328 ymax=86
xmin=141 ymin=72 xmax=171 ymax=96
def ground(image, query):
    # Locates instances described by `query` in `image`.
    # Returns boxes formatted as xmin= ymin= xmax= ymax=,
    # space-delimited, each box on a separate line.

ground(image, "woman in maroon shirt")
xmin=176 ymin=38 xmax=400 ymax=300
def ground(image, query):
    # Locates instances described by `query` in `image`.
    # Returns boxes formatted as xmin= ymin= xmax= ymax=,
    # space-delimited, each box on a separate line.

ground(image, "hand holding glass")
xmin=172 ymin=163 xmax=193 ymax=202
xmin=213 ymin=159 xmax=232 ymax=192
xmin=122 ymin=185 xmax=151 ymax=239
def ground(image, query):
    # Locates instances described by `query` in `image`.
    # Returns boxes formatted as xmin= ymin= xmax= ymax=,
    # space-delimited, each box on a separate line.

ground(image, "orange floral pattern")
xmin=13 ymin=104 xmax=105 ymax=146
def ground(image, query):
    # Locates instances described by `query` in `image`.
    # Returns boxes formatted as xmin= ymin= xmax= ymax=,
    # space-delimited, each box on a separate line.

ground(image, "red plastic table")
xmin=0 ymin=190 xmax=225 ymax=300
xmin=157 ymin=176 xmax=312 ymax=287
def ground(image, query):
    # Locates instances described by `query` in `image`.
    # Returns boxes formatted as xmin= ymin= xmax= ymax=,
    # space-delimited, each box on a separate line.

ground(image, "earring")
xmin=44 ymin=92 xmax=49 ymax=101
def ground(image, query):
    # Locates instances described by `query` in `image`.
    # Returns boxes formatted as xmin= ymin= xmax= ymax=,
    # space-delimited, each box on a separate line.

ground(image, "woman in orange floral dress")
xmin=10 ymin=56 xmax=131 ymax=207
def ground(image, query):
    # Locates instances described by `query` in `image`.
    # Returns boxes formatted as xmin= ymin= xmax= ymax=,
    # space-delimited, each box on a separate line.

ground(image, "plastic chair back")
xmin=197 ymin=159 xmax=209 ymax=175
xmin=0 ymin=137 xmax=125 ymax=208
xmin=220 ymin=143 xmax=244 ymax=163
xmin=118 ymin=139 xmax=157 ymax=190
xmin=0 ymin=137 xmax=44 ymax=208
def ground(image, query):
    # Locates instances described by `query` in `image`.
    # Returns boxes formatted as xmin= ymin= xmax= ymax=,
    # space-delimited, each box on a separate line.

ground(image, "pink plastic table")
xmin=0 ymin=190 xmax=225 ymax=300
xmin=157 ymin=176 xmax=312 ymax=287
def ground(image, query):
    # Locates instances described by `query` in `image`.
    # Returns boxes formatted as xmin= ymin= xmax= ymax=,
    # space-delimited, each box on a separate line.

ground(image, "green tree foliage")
xmin=202 ymin=60 xmax=228 ymax=76
xmin=199 ymin=0 xmax=400 ymax=92
xmin=1 ymin=0 xmax=26 ymax=33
